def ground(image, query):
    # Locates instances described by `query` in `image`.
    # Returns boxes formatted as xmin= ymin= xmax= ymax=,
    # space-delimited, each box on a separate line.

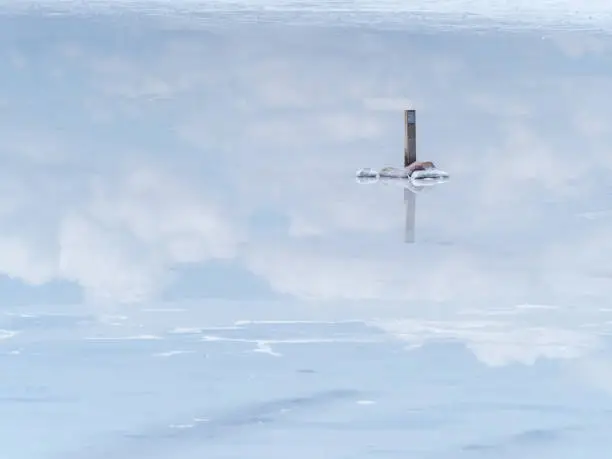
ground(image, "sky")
xmin=2 ymin=3 xmax=612 ymax=458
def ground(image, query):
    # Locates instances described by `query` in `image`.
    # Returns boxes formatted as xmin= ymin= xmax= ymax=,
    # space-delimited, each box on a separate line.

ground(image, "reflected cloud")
xmin=2 ymin=12 xmax=612 ymax=369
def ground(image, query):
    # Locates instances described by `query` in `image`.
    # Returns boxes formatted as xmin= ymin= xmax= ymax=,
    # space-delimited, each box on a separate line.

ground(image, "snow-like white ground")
xmin=2 ymin=4 xmax=612 ymax=458
xmin=1 ymin=0 xmax=612 ymax=31
xmin=4 ymin=302 xmax=612 ymax=458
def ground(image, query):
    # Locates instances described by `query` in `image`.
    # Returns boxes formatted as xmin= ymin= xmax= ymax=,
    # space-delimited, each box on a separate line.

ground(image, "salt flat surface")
xmin=2 ymin=4 xmax=612 ymax=458
xmin=1 ymin=0 xmax=612 ymax=32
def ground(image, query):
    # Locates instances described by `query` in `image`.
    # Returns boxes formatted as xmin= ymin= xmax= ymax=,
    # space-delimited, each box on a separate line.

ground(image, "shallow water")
xmin=2 ymin=3 xmax=612 ymax=458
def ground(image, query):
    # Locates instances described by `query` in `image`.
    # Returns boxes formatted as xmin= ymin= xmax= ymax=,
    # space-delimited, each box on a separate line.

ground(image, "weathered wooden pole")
xmin=404 ymin=109 xmax=416 ymax=167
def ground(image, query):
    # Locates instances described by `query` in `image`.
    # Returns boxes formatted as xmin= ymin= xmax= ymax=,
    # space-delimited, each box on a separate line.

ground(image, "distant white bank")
xmin=1 ymin=0 xmax=612 ymax=32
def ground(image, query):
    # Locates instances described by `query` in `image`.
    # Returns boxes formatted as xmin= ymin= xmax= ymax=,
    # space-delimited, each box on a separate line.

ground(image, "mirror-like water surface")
xmin=2 ymin=4 xmax=612 ymax=458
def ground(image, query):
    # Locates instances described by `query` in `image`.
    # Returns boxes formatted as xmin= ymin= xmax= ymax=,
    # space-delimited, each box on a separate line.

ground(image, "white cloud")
xmin=0 ymin=236 xmax=57 ymax=286
xmin=1 ymin=14 xmax=612 ymax=339
xmin=242 ymin=241 xmax=522 ymax=303
xmin=363 ymin=97 xmax=416 ymax=111
xmin=244 ymin=111 xmax=385 ymax=147
xmin=86 ymin=166 xmax=240 ymax=261
xmin=373 ymin=318 xmax=603 ymax=367
xmin=0 ymin=158 xmax=242 ymax=303
xmin=62 ymin=166 xmax=243 ymax=303
xmin=0 ymin=126 xmax=73 ymax=164
xmin=573 ymin=358 xmax=612 ymax=395
xmin=549 ymin=32 xmax=612 ymax=58
xmin=58 ymin=212 xmax=164 ymax=303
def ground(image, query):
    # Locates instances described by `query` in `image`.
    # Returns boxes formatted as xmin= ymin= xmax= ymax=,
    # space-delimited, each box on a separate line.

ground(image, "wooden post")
xmin=404 ymin=109 xmax=416 ymax=167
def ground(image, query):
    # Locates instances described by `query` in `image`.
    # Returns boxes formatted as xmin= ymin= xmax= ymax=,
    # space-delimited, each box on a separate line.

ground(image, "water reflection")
xmin=405 ymin=188 xmax=416 ymax=243
xmin=2 ymin=9 xmax=612 ymax=459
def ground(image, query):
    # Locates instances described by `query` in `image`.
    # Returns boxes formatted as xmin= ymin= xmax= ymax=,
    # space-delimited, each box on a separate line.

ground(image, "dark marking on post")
xmin=404 ymin=109 xmax=416 ymax=167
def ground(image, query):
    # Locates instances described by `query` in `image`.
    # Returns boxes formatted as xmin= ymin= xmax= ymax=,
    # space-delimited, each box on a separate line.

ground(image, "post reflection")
xmin=405 ymin=186 xmax=416 ymax=243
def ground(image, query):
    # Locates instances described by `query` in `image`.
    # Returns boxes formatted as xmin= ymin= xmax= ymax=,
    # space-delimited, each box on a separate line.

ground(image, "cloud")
xmin=0 ymin=156 xmax=243 ymax=303
xmin=549 ymin=32 xmax=612 ymax=58
xmin=2 ymin=13 xmax=612 ymax=370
